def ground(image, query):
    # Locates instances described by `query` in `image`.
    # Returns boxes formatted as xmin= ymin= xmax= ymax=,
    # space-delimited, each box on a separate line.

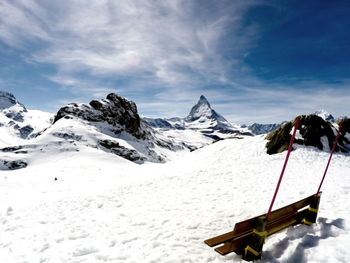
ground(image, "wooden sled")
xmin=205 ymin=192 xmax=321 ymax=258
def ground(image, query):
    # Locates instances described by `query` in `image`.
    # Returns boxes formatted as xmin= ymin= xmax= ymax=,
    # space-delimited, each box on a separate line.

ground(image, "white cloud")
xmin=0 ymin=0 xmax=256 ymax=88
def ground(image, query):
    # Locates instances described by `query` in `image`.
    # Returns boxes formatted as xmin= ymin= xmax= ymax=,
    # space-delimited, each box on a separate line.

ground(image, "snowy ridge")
xmin=247 ymin=122 xmax=284 ymax=135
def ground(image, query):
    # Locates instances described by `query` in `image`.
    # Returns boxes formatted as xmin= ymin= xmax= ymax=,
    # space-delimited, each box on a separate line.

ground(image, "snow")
xmin=0 ymin=107 xmax=53 ymax=148
xmin=320 ymin=136 xmax=331 ymax=151
xmin=24 ymin=110 xmax=53 ymax=132
xmin=1 ymin=136 xmax=349 ymax=262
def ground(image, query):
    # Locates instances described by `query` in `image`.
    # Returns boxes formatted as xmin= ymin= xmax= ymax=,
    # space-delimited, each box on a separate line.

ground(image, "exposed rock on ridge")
xmin=266 ymin=115 xmax=350 ymax=154
xmin=0 ymin=91 xmax=26 ymax=111
xmin=54 ymin=93 xmax=146 ymax=139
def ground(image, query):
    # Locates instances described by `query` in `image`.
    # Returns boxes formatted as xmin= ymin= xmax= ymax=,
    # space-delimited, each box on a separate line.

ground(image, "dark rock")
xmin=1 ymin=146 xmax=23 ymax=152
xmin=1 ymin=160 xmax=27 ymax=170
xmin=19 ymin=125 xmax=34 ymax=138
xmin=52 ymin=132 xmax=83 ymax=141
xmin=6 ymin=112 xmax=25 ymax=122
xmin=99 ymin=139 xmax=145 ymax=162
xmin=89 ymin=100 xmax=103 ymax=110
xmin=338 ymin=118 xmax=350 ymax=151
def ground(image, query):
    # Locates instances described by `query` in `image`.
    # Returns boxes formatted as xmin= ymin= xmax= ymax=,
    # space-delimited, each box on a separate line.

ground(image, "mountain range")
xmin=0 ymin=90 xmax=348 ymax=170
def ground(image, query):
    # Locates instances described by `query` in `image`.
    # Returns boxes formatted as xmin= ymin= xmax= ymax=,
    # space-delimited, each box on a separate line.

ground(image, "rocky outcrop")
xmin=54 ymin=93 xmax=146 ymax=139
xmin=0 ymin=159 xmax=27 ymax=170
xmin=99 ymin=139 xmax=146 ymax=162
xmin=266 ymin=115 xmax=349 ymax=154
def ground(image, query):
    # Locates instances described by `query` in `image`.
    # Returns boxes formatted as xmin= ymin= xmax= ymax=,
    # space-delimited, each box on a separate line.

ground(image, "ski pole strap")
xmin=266 ymin=117 xmax=300 ymax=219
xmin=316 ymin=119 xmax=343 ymax=196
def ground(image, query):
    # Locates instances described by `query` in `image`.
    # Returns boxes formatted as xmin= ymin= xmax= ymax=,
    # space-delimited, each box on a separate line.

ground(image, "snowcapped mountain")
xmin=247 ymin=122 xmax=284 ymax=135
xmin=144 ymin=95 xmax=252 ymax=140
xmin=314 ymin=109 xmax=335 ymax=122
xmin=0 ymin=91 xmax=53 ymax=147
xmin=185 ymin=95 xmax=227 ymax=124
xmin=2 ymin=91 xmax=349 ymax=171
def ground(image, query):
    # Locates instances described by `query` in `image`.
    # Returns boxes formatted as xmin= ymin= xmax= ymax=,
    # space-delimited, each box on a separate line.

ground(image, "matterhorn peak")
xmin=198 ymin=95 xmax=210 ymax=107
xmin=184 ymin=94 xmax=230 ymax=125
xmin=185 ymin=95 xmax=213 ymax=122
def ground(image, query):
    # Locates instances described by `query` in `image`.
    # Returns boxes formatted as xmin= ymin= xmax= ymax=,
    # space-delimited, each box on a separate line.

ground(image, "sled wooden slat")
xmin=204 ymin=193 xmax=320 ymax=256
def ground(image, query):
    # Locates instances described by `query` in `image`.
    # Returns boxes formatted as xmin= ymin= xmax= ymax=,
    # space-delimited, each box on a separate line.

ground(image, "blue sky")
xmin=0 ymin=0 xmax=349 ymax=124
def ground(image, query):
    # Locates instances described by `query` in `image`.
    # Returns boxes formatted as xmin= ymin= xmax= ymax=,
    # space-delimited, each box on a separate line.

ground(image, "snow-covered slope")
xmin=0 ymin=135 xmax=349 ymax=262
xmin=0 ymin=91 xmax=53 ymax=147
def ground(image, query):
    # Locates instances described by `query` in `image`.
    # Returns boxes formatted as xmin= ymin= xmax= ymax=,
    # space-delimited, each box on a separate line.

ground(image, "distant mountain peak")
xmin=198 ymin=95 xmax=210 ymax=106
xmin=314 ymin=109 xmax=334 ymax=122
xmin=0 ymin=91 xmax=26 ymax=111
xmin=185 ymin=95 xmax=217 ymax=122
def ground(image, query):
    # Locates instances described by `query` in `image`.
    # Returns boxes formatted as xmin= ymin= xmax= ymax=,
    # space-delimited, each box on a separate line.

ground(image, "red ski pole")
xmin=316 ymin=120 xmax=344 ymax=197
xmin=266 ymin=117 xmax=300 ymax=219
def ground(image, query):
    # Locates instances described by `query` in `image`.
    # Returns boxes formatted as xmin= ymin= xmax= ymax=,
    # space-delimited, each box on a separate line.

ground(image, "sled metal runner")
xmin=204 ymin=192 xmax=321 ymax=256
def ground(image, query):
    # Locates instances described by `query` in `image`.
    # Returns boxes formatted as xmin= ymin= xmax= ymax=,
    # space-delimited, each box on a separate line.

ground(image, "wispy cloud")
xmin=0 ymin=0 xmax=256 ymax=88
